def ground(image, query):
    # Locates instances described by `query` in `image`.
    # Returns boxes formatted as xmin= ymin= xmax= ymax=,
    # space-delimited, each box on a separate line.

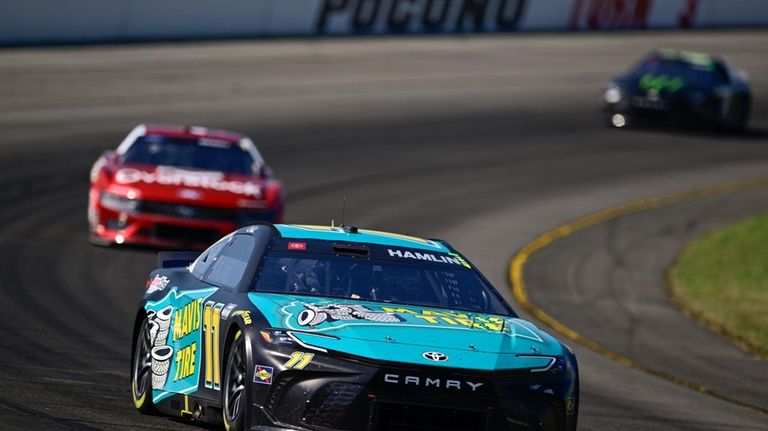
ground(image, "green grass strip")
xmin=670 ymin=213 xmax=768 ymax=358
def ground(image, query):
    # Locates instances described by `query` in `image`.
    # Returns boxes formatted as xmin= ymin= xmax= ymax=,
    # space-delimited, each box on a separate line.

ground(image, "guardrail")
xmin=2 ymin=0 xmax=767 ymax=45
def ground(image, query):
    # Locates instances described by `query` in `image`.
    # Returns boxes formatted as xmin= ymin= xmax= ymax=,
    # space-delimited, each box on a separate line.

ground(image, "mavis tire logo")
xmin=422 ymin=351 xmax=448 ymax=362
xmin=317 ymin=0 xmax=528 ymax=34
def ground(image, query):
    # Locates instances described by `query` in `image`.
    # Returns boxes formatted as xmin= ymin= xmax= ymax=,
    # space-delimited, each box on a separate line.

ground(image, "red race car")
xmin=88 ymin=124 xmax=284 ymax=249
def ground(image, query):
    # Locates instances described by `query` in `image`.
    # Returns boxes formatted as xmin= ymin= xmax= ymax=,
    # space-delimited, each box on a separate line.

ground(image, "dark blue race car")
xmin=131 ymin=223 xmax=579 ymax=430
xmin=603 ymin=50 xmax=751 ymax=131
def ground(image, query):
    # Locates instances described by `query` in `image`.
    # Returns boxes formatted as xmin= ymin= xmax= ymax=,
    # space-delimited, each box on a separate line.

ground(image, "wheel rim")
xmin=224 ymin=334 xmax=246 ymax=423
xmin=132 ymin=319 xmax=153 ymax=399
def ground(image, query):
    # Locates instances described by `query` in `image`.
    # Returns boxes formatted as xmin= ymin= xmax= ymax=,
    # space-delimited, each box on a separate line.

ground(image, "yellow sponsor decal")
xmin=232 ymin=310 xmax=252 ymax=325
xmin=174 ymin=343 xmax=197 ymax=381
xmin=380 ymin=307 xmax=504 ymax=331
xmin=173 ymin=298 xmax=202 ymax=342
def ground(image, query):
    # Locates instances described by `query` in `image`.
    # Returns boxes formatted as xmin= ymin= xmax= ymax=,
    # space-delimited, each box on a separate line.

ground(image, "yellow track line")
xmin=508 ymin=175 xmax=768 ymax=416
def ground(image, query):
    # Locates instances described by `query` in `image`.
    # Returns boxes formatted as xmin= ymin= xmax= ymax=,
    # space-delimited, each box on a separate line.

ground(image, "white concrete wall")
xmin=1 ymin=0 xmax=766 ymax=45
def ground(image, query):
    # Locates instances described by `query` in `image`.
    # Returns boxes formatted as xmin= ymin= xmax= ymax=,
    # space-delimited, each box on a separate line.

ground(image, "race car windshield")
xmin=122 ymin=135 xmax=254 ymax=175
xmin=631 ymin=58 xmax=729 ymax=88
xmin=253 ymin=253 xmax=512 ymax=315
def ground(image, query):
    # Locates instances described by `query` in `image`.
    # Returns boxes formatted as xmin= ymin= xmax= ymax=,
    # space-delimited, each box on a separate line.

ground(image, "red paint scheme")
xmin=88 ymin=124 xmax=284 ymax=249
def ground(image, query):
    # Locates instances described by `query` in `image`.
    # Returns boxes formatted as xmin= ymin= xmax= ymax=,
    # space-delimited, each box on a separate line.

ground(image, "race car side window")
xmin=189 ymin=234 xmax=231 ymax=279
xmin=713 ymin=62 xmax=730 ymax=86
xmin=204 ymin=234 xmax=257 ymax=289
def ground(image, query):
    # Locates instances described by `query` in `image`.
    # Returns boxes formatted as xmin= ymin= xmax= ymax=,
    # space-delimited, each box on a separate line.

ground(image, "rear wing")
xmin=157 ymin=251 xmax=199 ymax=269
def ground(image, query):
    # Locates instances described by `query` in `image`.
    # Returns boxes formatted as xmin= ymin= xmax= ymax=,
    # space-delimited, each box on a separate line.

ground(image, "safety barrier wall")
xmin=1 ymin=0 xmax=767 ymax=45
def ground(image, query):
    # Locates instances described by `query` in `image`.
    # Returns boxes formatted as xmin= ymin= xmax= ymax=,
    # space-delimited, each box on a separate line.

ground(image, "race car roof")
xmin=653 ymin=49 xmax=717 ymax=68
xmin=143 ymin=124 xmax=245 ymax=142
xmin=274 ymin=224 xmax=450 ymax=252
xmin=115 ymin=124 xmax=266 ymax=166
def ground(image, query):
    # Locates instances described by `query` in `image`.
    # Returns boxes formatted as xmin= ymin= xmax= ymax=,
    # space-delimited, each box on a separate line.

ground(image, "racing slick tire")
xmin=716 ymin=95 xmax=751 ymax=133
xmin=727 ymin=99 xmax=751 ymax=133
xmin=223 ymin=330 xmax=248 ymax=431
xmin=131 ymin=316 xmax=157 ymax=414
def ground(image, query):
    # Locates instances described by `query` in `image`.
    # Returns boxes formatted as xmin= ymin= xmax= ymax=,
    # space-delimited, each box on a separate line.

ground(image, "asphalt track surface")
xmin=1 ymin=31 xmax=767 ymax=430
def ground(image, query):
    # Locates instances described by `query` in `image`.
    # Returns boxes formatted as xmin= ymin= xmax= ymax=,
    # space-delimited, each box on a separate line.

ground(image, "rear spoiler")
xmin=158 ymin=251 xmax=200 ymax=269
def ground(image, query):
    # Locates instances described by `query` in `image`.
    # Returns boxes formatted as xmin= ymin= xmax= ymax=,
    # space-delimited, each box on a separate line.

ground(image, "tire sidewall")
xmin=223 ymin=330 xmax=247 ymax=431
xmin=131 ymin=316 xmax=155 ymax=413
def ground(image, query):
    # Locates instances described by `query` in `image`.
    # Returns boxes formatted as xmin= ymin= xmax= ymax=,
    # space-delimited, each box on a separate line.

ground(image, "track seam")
xmin=508 ymin=175 xmax=768 ymax=416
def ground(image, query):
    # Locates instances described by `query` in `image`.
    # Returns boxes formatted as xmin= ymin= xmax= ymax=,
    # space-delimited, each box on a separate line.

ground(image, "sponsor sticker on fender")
xmin=115 ymin=166 xmax=262 ymax=198
xmin=147 ymin=275 xmax=170 ymax=294
xmin=254 ymin=365 xmax=274 ymax=385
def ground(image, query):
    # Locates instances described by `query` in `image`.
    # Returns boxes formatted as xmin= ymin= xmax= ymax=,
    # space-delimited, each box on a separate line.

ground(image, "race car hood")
xmin=109 ymin=164 xmax=273 ymax=205
xmin=249 ymin=293 xmax=564 ymax=371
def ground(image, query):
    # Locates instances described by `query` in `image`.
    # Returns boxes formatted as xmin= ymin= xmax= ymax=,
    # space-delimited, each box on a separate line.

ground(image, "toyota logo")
xmin=422 ymin=351 xmax=448 ymax=362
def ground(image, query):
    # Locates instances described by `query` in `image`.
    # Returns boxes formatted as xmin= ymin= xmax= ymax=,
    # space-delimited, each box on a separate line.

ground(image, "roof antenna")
xmin=341 ymin=196 xmax=348 ymax=227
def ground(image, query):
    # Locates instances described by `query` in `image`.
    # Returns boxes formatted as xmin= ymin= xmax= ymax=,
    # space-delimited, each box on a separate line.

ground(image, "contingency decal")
xmin=254 ymin=365 xmax=274 ymax=385
xmin=276 ymin=299 xmax=542 ymax=342
xmin=220 ymin=303 xmax=237 ymax=320
xmin=147 ymin=275 xmax=170 ymax=294
xmin=146 ymin=287 xmax=218 ymax=403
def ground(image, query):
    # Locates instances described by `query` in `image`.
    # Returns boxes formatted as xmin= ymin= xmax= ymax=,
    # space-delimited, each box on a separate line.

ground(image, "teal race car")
xmin=131 ymin=223 xmax=579 ymax=430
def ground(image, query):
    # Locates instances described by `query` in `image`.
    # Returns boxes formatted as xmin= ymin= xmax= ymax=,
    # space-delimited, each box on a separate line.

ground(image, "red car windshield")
xmin=122 ymin=135 xmax=255 ymax=175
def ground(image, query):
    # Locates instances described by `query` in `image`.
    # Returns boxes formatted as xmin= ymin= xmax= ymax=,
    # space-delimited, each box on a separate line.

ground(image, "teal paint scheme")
xmin=130 ymin=223 xmax=579 ymax=430
xmin=248 ymin=292 xmax=563 ymax=371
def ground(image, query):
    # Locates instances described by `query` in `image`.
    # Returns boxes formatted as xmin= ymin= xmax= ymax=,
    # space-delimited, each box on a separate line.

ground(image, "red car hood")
xmin=111 ymin=165 xmax=271 ymax=206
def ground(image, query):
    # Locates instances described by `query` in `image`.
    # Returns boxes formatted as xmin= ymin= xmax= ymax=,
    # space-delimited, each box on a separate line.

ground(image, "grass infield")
xmin=670 ymin=213 xmax=768 ymax=358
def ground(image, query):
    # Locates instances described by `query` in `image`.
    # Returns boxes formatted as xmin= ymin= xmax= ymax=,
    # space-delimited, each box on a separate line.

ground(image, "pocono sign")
xmin=115 ymin=166 xmax=262 ymax=198
xmin=317 ymin=0 xmax=529 ymax=33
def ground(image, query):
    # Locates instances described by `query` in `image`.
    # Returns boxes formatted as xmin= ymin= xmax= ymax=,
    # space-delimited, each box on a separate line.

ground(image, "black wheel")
xmin=223 ymin=330 xmax=247 ymax=431
xmin=131 ymin=317 xmax=156 ymax=413
xmin=718 ymin=95 xmax=751 ymax=133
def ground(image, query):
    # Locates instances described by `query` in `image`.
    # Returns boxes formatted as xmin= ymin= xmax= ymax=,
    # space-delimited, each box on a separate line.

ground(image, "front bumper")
xmin=90 ymin=196 xmax=279 ymax=249
xmin=604 ymin=94 xmax=719 ymax=126
xmin=248 ymin=349 xmax=578 ymax=431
